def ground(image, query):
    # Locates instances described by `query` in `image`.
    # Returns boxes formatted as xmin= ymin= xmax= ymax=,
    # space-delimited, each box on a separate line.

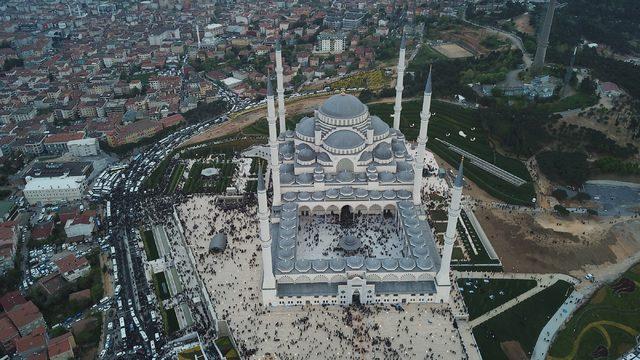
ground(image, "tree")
xmin=554 ymin=204 xmax=570 ymax=216
xmin=536 ymin=151 xmax=590 ymax=186
xmin=551 ymin=189 xmax=568 ymax=201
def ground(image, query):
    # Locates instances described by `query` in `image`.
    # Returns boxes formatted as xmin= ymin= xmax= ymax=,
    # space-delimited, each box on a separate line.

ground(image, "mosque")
xmin=256 ymin=38 xmax=464 ymax=307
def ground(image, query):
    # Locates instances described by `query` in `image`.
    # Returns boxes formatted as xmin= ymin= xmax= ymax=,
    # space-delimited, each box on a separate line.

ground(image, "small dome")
xmin=296 ymin=116 xmax=315 ymax=137
xmin=373 ymin=142 xmax=392 ymax=160
xmin=319 ymin=94 xmax=367 ymax=119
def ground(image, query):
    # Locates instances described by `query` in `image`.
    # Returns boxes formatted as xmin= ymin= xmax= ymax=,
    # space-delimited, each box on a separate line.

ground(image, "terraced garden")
xmin=474 ymin=280 xmax=574 ymax=360
xmin=548 ymin=264 xmax=640 ymax=360
xmin=457 ymin=278 xmax=537 ymax=320
xmin=368 ymin=100 xmax=536 ymax=205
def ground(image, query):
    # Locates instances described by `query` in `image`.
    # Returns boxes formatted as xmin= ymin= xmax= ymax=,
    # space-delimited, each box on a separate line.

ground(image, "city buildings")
xmin=316 ymin=31 xmax=347 ymax=54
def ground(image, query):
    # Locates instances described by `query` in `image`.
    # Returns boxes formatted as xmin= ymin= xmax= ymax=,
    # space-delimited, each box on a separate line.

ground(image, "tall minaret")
xmin=532 ymin=0 xmax=557 ymax=73
xmin=275 ymin=40 xmax=286 ymax=134
xmin=412 ymin=68 xmax=432 ymax=205
xmin=257 ymin=165 xmax=276 ymax=303
xmin=393 ymin=34 xmax=407 ymax=131
xmin=196 ymin=24 xmax=201 ymax=49
xmin=266 ymin=76 xmax=282 ymax=206
xmin=436 ymin=158 xmax=464 ymax=287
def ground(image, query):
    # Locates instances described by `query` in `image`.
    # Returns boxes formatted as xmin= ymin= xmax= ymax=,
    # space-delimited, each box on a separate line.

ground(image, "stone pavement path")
xmin=531 ymin=251 xmax=640 ymax=360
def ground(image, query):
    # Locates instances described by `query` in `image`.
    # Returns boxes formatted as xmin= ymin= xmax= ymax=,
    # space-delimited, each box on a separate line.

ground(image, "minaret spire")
xmin=532 ymin=0 xmax=557 ymax=73
xmin=257 ymin=164 xmax=276 ymax=304
xmin=274 ymin=39 xmax=287 ymax=134
xmin=436 ymin=156 xmax=464 ymax=289
xmin=266 ymin=74 xmax=282 ymax=206
xmin=392 ymin=34 xmax=407 ymax=131
xmin=412 ymin=67 xmax=432 ymax=205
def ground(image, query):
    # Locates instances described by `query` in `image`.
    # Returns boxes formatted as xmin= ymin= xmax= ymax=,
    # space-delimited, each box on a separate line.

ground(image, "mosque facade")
xmin=256 ymin=38 xmax=464 ymax=307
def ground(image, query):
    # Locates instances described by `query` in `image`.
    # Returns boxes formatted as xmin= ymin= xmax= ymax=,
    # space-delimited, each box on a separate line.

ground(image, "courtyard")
xmin=176 ymin=195 xmax=467 ymax=359
xmin=296 ymin=214 xmax=404 ymax=259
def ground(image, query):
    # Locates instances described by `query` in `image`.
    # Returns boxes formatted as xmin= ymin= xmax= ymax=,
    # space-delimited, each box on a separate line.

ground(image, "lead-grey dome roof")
xmin=319 ymin=94 xmax=367 ymax=119
xmin=371 ymin=116 xmax=389 ymax=136
xmin=324 ymin=130 xmax=364 ymax=150
xmin=296 ymin=116 xmax=315 ymax=137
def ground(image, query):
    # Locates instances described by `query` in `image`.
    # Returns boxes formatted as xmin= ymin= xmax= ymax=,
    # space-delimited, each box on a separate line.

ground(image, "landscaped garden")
xmin=548 ymin=264 xmax=640 ymax=360
xmin=153 ymin=271 xmax=171 ymax=300
xmin=216 ymin=336 xmax=240 ymax=359
xmin=473 ymin=280 xmax=574 ymax=360
xmin=367 ymin=100 xmax=536 ymax=205
xmin=141 ymin=229 xmax=160 ymax=261
xmin=457 ymin=278 xmax=537 ymax=320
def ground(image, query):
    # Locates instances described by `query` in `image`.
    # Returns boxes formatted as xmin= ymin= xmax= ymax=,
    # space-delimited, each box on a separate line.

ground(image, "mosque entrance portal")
xmin=351 ymin=290 xmax=361 ymax=306
xmin=340 ymin=205 xmax=353 ymax=226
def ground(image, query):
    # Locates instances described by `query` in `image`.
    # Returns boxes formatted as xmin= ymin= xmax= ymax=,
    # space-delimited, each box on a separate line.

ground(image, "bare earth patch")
xmin=514 ymin=14 xmax=535 ymax=35
xmin=474 ymin=205 xmax=640 ymax=274
xmin=501 ymin=340 xmax=528 ymax=360
xmin=432 ymin=43 xmax=474 ymax=59
xmin=181 ymin=95 xmax=332 ymax=147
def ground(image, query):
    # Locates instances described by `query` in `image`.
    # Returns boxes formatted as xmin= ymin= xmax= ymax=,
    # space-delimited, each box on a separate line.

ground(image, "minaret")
xmin=412 ymin=68 xmax=432 ymax=205
xmin=196 ymin=24 xmax=201 ymax=49
xmin=436 ymin=158 xmax=464 ymax=287
xmin=532 ymin=0 xmax=557 ymax=73
xmin=257 ymin=165 xmax=276 ymax=303
xmin=266 ymin=76 xmax=282 ymax=206
xmin=393 ymin=34 xmax=407 ymax=131
xmin=275 ymin=40 xmax=286 ymax=134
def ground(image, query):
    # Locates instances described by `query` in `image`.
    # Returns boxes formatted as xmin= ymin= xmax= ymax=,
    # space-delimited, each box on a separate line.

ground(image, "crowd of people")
xmin=298 ymin=214 xmax=404 ymax=259
xmin=175 ymin=194 xmax=469 ymax=359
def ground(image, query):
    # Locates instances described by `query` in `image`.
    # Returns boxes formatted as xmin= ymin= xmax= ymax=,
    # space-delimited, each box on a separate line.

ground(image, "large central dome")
xmin=319 ymin=94 xmax=367 ymax=120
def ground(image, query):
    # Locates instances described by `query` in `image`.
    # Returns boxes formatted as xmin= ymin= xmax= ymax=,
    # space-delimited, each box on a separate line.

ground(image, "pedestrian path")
xmin=453 ymin=272 xmax=579 ymax=328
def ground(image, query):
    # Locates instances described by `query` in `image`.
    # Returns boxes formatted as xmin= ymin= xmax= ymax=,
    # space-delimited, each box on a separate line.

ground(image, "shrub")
xmin=551 ymin=189 xmax=568 ymax=201
xmin=554 ymin=205 xmax=570 ymax=216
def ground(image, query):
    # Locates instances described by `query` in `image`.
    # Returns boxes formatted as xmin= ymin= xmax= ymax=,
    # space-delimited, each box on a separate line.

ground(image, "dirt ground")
xmin=433 ymin=43 xmax=474 ymax=59
xmin=514 ymin=13 xmax=535 ymax=35
xmin=501 ymin=340 xmax=528 ymax=360
xmin=100 ymin=253 xmax=113 ymax=297
xmin=474 ymin=205 xmax=640 ymax=274
xmin=181 ymin=95 xmax=332 ymax=147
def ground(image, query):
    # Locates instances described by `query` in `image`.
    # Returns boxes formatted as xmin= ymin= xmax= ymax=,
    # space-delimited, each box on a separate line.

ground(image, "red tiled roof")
xmin=47 ymin=332 xmax=74 ymax=358
xmin=14 ymin=332 xmax=46 ymax=353
xmin=6 ymin=301 xmax=42 ymax=330
xmin=31 ymin=222 xmax=54 ymax=241
xmin=160 ymin=113 xmax=184 ymax=128
xmin=0 ymin=317 xmax=18 ymax=343
xmin=43 ymin=132 xmax=85 ymax=144
xmin=0 ymin=290 xmax=26 ymax=312
xmin=54 ymin=254 xmax=88 ymax=274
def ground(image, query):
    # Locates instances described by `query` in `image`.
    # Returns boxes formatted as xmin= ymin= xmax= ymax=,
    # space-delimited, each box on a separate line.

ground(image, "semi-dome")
xmin=319 ymin=94 xmax=367 ymax=119
xmin=371 ymin=116 xmax=390 ymax=136
xmin=296 ymin=116 xmax=315 ymax=138
xmin=324 ymin=130 xmax=364 ymax=150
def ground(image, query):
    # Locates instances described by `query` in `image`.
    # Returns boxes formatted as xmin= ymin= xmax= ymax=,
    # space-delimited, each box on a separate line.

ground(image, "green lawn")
xmin=367 ymin=100 xmax=536 ymax=205
xmin=408 ymin=44 xmax=446 ymax=71
xmin=549 ymin=264 xmax=640 ymax=360
xmin=142 ymin=229 xmax=160 ymax=261
xmin=457 ymin=278 xmax=538 ymax=320
xmin=153 ymin=271 xmax=171 ymax=300
xmin=216 ymin=336 xmax=240 ymax=359
xmin=164 ymin=307 xmax=180 ymax=334
xmin=473 ymin=280 xmax=574 ymax=360
xmin=182 ymin=156 xmax=237 ymax=194
xmin=167 ymin=163 xmax=185 ymax=194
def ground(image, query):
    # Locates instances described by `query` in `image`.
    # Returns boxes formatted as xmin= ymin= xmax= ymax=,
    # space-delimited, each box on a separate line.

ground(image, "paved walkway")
xmin=531 ymin=252 xmax=640 ymax=360
xmin=457 ymin=319 xmax=483 ymax=360
xmin=530 ymin=291 xmax=584 ymax=360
